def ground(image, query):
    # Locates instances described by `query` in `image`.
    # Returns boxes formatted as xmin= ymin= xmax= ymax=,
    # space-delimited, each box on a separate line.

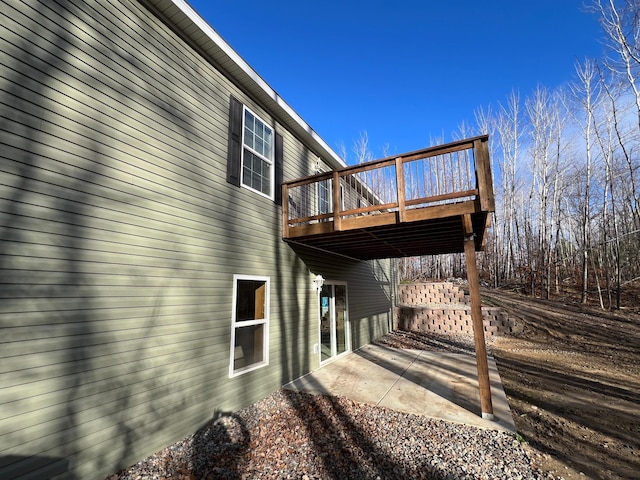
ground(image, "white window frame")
xmin=229 ymin=274 xmax=270 ymax=377
xmin=241 ymin=106 xmax=275 ymax=200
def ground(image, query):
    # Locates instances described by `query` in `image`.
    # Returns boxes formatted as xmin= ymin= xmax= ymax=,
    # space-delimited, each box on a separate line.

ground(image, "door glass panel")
xmin=334 ymin=285 xmax=347 ymax=355
xmin=319 ymin=283 xmax=349 ymax=363
xmin=319 ymin=285 xmax=332 ymax=362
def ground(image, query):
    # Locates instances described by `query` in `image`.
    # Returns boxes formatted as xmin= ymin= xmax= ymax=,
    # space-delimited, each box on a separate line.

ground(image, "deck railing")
xmin=283 ymin=135 xmax=493 ymax=238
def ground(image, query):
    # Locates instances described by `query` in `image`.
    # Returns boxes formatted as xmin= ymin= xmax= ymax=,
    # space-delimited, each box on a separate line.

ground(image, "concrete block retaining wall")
xmin=395 ymin=283 xmax=522 ymax=337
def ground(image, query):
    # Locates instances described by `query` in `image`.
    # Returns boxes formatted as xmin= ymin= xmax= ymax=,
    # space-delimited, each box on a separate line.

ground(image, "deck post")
xmin=333 ymin=171 xmax=342 ymax=231
xmin=474 ymin=137 xmax=495 ymax=212
xmin=395 ymin=157 xmax=406 ymax=223
xmin=462 ymin=214 xmax=494 ymax=419
xmin=282 ymin=183 xmax=289 ymax=238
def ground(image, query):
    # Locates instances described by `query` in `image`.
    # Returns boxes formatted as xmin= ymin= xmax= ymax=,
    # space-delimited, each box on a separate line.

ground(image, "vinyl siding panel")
xmin=290 ymin=246 xmax=395 ymax=350
xmin=0 ymin=0 xmax=394 ymax=478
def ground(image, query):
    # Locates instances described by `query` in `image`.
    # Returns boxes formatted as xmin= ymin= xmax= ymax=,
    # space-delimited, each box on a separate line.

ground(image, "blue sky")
xmin=188 ymin=1 xmax=605 ymax=161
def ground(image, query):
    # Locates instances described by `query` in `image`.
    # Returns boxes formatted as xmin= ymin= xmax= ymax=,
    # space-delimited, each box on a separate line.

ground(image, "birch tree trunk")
xmin=593 ymin=0 xmax=640 ymax=228
xmin=567 ymin=60 xmax=602 ymax=304
xmin=495 ymin=91 xmax=522 ymax=285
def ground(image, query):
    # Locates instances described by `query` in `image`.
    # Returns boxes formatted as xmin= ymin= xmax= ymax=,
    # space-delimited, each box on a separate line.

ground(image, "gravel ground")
xmin=107 ymin=331 xmax=544 ymax=480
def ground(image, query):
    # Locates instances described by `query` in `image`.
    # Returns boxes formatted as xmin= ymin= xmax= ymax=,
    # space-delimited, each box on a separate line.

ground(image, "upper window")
xmin=230 ymin=275 xmax=270 ymax=377
xmin=227 ymin=96 xmax=282 ymax=203
xmin=242 ymin=108 xmax=274 ymax=198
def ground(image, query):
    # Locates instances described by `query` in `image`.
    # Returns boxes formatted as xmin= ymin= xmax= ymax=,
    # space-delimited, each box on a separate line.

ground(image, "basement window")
xmin=229 ymin=275 xmax=270 ymax=377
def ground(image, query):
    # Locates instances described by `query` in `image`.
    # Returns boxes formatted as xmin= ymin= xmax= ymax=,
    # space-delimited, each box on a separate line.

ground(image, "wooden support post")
xmin=462 ymin=214 xmax=494 ymax=419
xmin=474 ymin=137 xmax=495 ymax=212
xmin=333 ymin=171 xmax=342 ymax=231
xmin=282 ymin=183 xmax=289 ymax=238
xmin=395 ymin=157 xmax=406 ymax=223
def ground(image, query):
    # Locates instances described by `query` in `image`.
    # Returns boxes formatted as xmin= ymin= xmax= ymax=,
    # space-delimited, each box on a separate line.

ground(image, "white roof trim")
xmin=154 ymin=0 xmax=346 ymax=169
xmin=172 ymin=0 xmax=271 ymax=95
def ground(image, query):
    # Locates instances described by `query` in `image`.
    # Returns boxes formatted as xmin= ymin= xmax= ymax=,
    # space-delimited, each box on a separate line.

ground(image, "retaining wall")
xmin=394 ymin=282 xmax=522 ymax=337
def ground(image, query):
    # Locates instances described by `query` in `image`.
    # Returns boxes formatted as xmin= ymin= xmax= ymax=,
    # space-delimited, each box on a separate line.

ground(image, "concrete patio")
xmin=284 ymin=343 xmax=516 ymax=433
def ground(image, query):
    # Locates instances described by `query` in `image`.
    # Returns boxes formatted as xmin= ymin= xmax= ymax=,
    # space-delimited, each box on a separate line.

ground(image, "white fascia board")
xmin=146 ymin=0 xmax=347 ymax=170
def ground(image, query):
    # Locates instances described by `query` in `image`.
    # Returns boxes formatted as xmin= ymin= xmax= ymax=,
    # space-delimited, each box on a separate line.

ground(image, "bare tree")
xmin=590 ymin=65 xmax=618 ymax=308
xmin=592 ymin=0 xmax=640 ymax=133
xmin=353 ymin=131 xmax=374 ymax=165
xmin=596 ymin=62 xmax=640 ymax=228
xmin=494 ymin=91 xmax=523 ymax=285
xmin=566 ymin=59 xmax=603 ymax=303
xmin=547 ymin=90 xmax=570 ymax=298
xmin=526 ymin=86 xmax=555 ymax=296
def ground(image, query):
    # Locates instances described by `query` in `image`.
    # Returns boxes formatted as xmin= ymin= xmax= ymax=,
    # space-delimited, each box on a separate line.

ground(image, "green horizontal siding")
xmin=291 ymin=245 xmax=395 ymax=349
xmin=0 ymin=0 xmax=394 ymax=479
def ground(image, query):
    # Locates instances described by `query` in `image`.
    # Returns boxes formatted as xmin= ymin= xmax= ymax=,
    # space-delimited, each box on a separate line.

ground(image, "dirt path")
xmin=485 ymin=290 xmax=640 ymax=479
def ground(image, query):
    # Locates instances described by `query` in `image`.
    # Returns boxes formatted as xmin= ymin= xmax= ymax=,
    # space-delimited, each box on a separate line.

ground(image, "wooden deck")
xmin=282 ymin=135 xmax=494 ymax=260
xmin=283 ymin=134 xmax=498 ymax=417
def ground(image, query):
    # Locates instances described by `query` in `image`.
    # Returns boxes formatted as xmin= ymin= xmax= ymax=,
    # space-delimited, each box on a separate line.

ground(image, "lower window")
xmin=230 ymin=275 xmax=270 ymax=377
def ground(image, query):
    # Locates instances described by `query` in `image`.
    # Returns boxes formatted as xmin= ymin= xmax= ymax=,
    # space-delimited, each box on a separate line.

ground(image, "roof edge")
xmin=143 ymin=0 xmax=347 ymax=169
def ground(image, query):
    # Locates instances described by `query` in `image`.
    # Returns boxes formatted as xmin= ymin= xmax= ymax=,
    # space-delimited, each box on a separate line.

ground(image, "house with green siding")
xmin=0 ymin=0 xmax=396 ymax=478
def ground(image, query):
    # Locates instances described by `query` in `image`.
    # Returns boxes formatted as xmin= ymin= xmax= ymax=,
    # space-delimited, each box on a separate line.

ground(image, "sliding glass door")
xmin=319 ymin=283 xmax=349 ymax=363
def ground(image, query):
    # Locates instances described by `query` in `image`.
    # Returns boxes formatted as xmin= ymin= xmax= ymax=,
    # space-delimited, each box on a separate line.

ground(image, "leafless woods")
xmin=355 ymin=1 xmax=640 ymax=309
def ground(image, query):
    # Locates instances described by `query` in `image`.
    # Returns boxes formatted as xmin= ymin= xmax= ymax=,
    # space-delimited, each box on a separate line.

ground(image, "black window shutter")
xmin=227 ymin=95 xmax=242 ymax=187
xmin=274 ymin=132 xmax=283 ymax=204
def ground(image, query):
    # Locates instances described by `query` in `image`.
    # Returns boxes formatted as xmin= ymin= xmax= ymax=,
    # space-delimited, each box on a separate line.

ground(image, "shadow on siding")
xmin=0 ymin=456 xmax=75 ymax=480
xmin=1 ymin=1 xmax=229 ymax=477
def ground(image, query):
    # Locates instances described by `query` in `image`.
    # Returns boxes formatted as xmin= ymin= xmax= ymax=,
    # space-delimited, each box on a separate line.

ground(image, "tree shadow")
xmin=356 ymin=343 xmax=484 ymax=416
xmin=279 ymin=389 xmax=452 ymax=480
xmin=495 ymin=353 xmax=640 ymax=478
xmin=0 ymin=455 xmax=75 ymax=480
xmin=488 ymin=291 xmax=640 ymax=478
xmin=2 ymin=1 xmax=235 ymax=478
xmin=374 ymin=328 xmax=477 ymax=355
xmin=188 ymin=411 xmax=250 ymax=479
xmin=275 ymin=239 xmax=424 ymax=477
